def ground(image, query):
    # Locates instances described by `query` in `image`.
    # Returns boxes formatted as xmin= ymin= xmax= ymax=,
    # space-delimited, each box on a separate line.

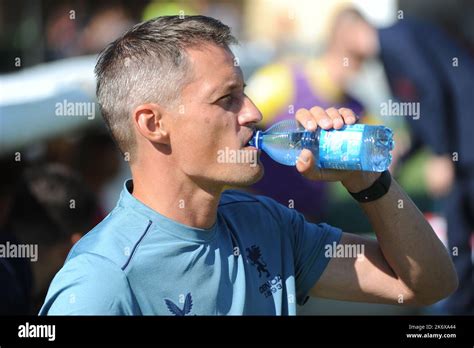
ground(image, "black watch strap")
xmin=348 ymin=170 xmax=392 ymax=203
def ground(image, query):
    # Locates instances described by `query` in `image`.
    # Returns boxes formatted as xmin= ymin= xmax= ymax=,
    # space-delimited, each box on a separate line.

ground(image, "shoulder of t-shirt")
xmin=40 ymin=252 xmax=136 ymax=315
xmin=65 ymin=205 xmax=152 ymax=272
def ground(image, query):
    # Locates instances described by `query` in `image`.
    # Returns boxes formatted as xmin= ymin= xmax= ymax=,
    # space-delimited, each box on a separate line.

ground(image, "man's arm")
xmin=312 ymin=177 xmax=457 ymax=305
xmin=294 ymin=107 xmax=458 ymax=306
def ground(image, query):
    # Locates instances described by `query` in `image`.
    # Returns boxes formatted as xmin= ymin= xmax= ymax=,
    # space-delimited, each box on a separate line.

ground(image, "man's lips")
xmin=243 ymin=132 xmax=255 ymax=147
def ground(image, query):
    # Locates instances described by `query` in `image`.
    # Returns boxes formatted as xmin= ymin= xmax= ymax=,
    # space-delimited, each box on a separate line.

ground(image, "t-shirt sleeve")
xmin=39 ymin=253 xmax=138 ymax=315
xmin=257 ymin=195 xmax=343 ymax=305
xmin=292 ymin=218 xmax=343 ymax=305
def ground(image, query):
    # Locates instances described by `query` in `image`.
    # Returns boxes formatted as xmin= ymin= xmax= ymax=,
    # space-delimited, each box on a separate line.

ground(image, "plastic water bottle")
xmin=249 ymin=120 xmax=394 ymax=172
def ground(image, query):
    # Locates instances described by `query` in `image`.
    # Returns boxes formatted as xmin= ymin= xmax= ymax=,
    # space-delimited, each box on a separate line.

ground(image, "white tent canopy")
xmin=0 ymin=55 xmax=101 ymax=155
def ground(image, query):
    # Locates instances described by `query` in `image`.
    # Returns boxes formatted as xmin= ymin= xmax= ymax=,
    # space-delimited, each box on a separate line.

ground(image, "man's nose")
xmin=237 ymin=96 xmax=263 ymax=126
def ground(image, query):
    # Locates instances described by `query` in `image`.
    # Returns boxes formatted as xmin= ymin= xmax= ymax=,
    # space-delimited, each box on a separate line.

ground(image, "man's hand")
xmin=294 ymin=106 xmax=379 ymax=192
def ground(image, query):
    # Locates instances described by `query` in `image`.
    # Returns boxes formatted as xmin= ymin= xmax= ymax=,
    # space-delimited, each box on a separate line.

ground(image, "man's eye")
xmin=218 ymin=94 xmax=234 ymax=106
xmin=219 ymin=95 xmax=232 ymax=102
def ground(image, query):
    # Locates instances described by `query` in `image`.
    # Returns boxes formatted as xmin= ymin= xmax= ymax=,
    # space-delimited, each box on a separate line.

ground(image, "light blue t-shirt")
xmin=40 ymin=180 xmax=342 ymax=315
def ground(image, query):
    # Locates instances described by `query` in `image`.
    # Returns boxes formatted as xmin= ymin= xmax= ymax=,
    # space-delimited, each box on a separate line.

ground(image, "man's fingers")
xmin=309 ymin=106 xmax=333 ymax=129
xmin=292 ymin=106 xmax=359 ymax=183
xmin=338 ymin=108 xmax=358 ymax=124
xmin=326 ymin=107 xmax=344 ymax=129
xmin=295 ymin=108 xmax=317 ymax=131
xmin=295 ymin=106 xmax=358 ymax=132
xmin=296 ymin=149 xmax=316 ymax=177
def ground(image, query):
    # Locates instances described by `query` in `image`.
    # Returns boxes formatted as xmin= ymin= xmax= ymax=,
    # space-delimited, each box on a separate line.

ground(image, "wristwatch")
xmin=348 ymin=170 xmax=392 ymax=203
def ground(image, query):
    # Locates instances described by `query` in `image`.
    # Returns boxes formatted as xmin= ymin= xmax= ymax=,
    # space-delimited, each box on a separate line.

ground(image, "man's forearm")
xmin=342 ymin=173 xmax=458 ymax=304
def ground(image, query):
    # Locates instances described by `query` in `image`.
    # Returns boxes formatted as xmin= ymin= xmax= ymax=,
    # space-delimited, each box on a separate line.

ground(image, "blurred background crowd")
xmin=0 ymin=0 xmax=473 ymax=315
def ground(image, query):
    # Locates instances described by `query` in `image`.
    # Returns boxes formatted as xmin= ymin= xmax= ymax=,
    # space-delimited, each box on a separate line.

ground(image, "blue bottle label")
xmin=318 ymin=124 xmax=364 ymax=170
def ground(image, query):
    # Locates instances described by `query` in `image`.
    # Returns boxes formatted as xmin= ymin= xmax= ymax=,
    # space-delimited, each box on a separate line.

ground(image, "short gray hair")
xmin=94 ymin=15 xmax=237 ymax=157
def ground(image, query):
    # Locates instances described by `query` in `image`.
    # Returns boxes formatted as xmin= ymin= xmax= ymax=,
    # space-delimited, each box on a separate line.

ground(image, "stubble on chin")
xmin=224 ymin=163 xmax=264 ymax=187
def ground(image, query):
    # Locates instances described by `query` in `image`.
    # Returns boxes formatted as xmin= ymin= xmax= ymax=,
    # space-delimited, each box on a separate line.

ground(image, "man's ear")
xmin=133 ymin=103 xmax=169 ymax=145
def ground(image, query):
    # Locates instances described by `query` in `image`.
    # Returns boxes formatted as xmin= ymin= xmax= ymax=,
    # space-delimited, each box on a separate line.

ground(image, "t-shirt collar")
xmin=117 ymin=179 xmax=219 ymax=243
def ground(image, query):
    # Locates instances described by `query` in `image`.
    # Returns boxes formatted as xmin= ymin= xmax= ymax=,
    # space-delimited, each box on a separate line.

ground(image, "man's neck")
xmin=131 ymin=165 xmax=222 ymax=230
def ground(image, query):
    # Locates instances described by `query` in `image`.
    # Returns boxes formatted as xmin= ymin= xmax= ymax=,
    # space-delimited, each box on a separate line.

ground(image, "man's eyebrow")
xmin=218 ymin=80 xmax=246 ymax=94
xmin=207 ymin=80 xmax=244 ymax=101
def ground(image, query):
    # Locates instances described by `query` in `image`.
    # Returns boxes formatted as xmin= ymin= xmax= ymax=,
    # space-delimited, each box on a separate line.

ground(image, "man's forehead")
xmin=187 ymin=43 xmax=235 ymax=66
xmin=185 ymin=44 xmax=244 ymax=94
